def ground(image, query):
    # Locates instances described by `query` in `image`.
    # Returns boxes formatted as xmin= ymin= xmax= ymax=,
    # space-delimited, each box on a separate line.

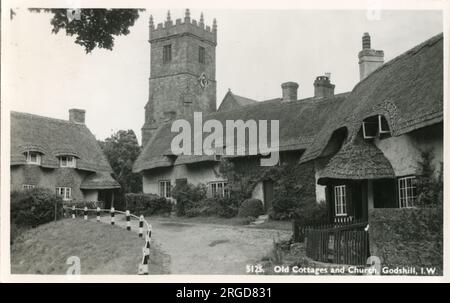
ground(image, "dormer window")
xmin=59 ymin=156 xmax=76 ymax=168
xmin=362 ymin=115 xmax=391 ymax=139
xmin=25 ymin=151 xmax=41 ymax=165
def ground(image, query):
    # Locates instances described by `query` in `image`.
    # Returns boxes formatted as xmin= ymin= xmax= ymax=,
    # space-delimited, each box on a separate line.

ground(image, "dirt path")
xmin=97 ymin=215 xmax=290 ymax=274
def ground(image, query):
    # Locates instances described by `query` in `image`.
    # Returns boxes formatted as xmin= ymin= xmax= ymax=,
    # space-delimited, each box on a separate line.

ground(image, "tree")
xmin=29 ymin=9 xmax=142 ymax=53
xmin=99 ymin=130 xmax=142 ymax=194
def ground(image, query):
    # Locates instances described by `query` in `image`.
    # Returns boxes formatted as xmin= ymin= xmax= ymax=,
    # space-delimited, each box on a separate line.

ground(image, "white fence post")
xmin=126 ymin=210 xmax=131 ymax=231
xmin=72 ymin=205 xmax=75 ymax=219
xmin=110 ymin=207 xmax=115 ymax=225
xmin=138 ymin=215 xmax=144 ymax=237
xmin=96 ymin=207 xmax=100 ymax=222
xmin=84 ymin=206 xmax=88 ymax=220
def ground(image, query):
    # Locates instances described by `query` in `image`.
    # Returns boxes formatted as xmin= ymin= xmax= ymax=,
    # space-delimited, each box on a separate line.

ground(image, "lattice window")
xmin=398 ymin=176 xmax=417 ymax=208
xmin=334 ymin=185 xmax=347 ymax=216
xmin=209 ymin=181 xmax=229 ymax=198
xmin=159 ymin=180 xmax=171 ymax=198
xmin=56 ymin=187 xmax=72 ymax=201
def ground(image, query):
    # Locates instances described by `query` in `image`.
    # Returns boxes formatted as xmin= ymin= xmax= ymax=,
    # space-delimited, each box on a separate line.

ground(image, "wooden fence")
xmin=303 ymin=220 xmax=369 ymax=265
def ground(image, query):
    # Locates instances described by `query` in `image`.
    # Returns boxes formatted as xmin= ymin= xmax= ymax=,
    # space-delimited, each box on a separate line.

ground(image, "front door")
xmin=373 ymin=179 xmax=396 ymax=208
xmin=263 ymin=180 xmax=274 ymax=213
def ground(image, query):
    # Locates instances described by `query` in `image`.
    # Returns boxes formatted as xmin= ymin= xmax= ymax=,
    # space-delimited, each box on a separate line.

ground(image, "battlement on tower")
xmin=149 ymin=9 xmax=217 ymax=45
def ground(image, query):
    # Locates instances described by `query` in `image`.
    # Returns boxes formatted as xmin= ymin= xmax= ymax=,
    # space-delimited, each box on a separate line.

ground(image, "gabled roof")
xmin=133 ymin=93 xmax=349 ymax=172
xmin=217 ymin=90 xmax=258 ymax=111
xmin=11 ymin=111 xmax=113 ymax=173
xmin=300 ymin=33 xmax=443 ymax=163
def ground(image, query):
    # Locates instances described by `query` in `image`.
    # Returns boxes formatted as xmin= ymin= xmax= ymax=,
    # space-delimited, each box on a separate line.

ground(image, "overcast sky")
xmin=8 ymin=8 xmax=442 ymax=144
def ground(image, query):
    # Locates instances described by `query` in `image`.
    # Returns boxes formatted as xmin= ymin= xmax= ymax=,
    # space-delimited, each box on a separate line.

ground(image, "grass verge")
xmin=11 ymin=218 xmax=169 ymax=275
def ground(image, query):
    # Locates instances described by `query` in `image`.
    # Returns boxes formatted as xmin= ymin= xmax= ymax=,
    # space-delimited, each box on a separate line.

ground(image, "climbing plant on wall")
xmin=218 ymin=156 xmax=317 ymax=220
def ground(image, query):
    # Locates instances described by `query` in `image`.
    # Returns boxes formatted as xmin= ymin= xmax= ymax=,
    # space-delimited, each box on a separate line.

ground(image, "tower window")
xmin=199 ymin=46 xmax=205 ymax=64
xmin=163 ymin=45 xmax=172 ymax=63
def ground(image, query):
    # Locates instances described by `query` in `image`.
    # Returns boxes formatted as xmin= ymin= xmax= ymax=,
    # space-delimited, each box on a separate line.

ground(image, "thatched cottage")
xmin=11 ymin=109 xmax=120 ymax=206
xmin=133 ymin=12 xmax=442 ymax=221
xmin=309 ymin=33 xmax=443 ymax=221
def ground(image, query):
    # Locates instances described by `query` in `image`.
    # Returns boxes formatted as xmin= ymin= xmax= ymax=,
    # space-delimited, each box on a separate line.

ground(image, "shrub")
xmin=171 ymin=183 xmax=207 ymax=216
xmin=292 ymin=200 xmax=328 ymax=225
xmin=269 ymin=197 xmax=298 ymax=220
xmin=125 ymin=193 xmax=172 ymax=216
xmin=11 ymin=188 xmax=63 ymax=229
xmin=215 ymin=196 xmax=239 ymax=218
xmin=238 ymin=199 xmax=264 ymax=218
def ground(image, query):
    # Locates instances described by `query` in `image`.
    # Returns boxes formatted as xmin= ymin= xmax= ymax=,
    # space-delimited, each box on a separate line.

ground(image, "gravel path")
xmin=96 ymin=215 xmax=290 ymax=274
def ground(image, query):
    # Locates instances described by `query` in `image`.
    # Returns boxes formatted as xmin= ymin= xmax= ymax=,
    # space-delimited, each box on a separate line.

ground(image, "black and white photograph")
xmin=0 ymin=0 xmax=447 ymax=283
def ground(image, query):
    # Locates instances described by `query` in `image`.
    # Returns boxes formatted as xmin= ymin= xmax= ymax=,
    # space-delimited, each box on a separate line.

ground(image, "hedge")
xmin=11 ymin=188 xmax=64 ymax=243
xmin=369 ymin=207 xmax=443 ymax=275
xmin=11 ymin=188 xmax=64 ymax=228
xmin=124 ymin=193 xmax=172 ymax=216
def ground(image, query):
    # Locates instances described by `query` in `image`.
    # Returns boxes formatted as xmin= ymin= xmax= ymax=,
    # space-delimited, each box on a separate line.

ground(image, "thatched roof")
xmin=11 ymin=111 xmax=120 ymax=189
xmin=317 ymin=137 xmax=395 ymax=185
xmin=80 ymin=171 xmax=121 ymax=189
xmin=301 ymin=33 xmax=443 ymax=163
xmin=133 ymin=93 xmax=349 ymax=172
xmin=217 ymin=90 xmax=258 ymax=111
xmin=134 ymin=33 xmax=443 ymax=174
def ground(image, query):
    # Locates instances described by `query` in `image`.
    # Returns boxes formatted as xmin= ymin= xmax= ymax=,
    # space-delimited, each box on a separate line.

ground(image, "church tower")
xmin=142 ymin=9 xmax=217 ymax=146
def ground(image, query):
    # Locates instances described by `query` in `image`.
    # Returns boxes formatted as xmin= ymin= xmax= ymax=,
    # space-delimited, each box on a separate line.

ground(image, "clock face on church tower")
xmin=198 ymin=72 xmax=210 ymax=89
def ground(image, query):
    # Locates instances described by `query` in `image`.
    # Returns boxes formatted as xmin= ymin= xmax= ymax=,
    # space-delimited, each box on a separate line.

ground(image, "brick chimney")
xmin=358 ymin=33 xmax=384 ymax=81
xmin=314 ymin=74 xmax=335 ymax=98
xmin=281 ymin=82 xmax=299 ymax=102
xmin=69 ymin=109 xmax=85 ymax=124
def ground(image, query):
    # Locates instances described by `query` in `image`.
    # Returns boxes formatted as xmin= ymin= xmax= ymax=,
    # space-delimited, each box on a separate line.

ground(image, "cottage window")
xmin=209 ymin=181 xmax=229 ymax=198
xmin=334 ymin=185 xmax=347 ymax=216
xmin=163 ymin=45 xmax=172 ymax=63
xmin=56 ymin=187 xmax=72 ymax=201
xmin=199 ymin=46 xmax=205 ymax=64
xmin=25 ymin=151 xmax=41 ymax=165
xmin=59 ymin=156 xmax=76 ymax=168
xmin=22 ymin=184 xmax=35 ymax=190
xmin=378 ymin=115 xmax=391 ymax=134
xmin=363 ymin=115 xmax=391 ymax=139
xmin=159 ymin=180 xmax=171 ymax=198
xmin=398 ymin=176 xmax=417 ymax=208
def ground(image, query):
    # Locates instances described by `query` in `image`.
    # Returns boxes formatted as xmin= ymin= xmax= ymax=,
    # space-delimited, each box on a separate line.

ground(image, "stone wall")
xmin=369 ymin=208 xmax=443 ymax=274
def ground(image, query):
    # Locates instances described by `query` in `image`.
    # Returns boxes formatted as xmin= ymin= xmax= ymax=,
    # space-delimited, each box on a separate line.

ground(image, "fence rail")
xmin=305 ymin=228 xmax=369 ymax=265
xmin=294 ymin=219 xmax=369 ymax=265
xmin=63 ymin=206 xmax=152 ymax=275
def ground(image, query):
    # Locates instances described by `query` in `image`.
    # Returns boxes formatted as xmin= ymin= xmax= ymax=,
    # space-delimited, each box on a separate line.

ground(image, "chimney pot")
xmin=362 ymin=32 xmax=371 ymax=49
xmin=358 ymin=33 xmax=384 ymax=81
xmin=314 ymin=76 xmax=335 ymax=99
xmin=69 ymin=109 xmax=85 ymax=124
xmin=281 ymin=82 xmax=299 ymax=102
